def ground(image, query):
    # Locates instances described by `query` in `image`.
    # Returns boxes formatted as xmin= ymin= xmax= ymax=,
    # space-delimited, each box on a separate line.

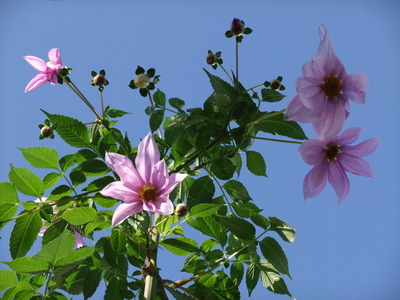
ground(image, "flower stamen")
xmin=140 ymin=186 xmax=158 ymax=202
xmin=325 ymin=144 xmax=341 ymax=161
xmin=321 ymin=76 xmax=342 ymax=99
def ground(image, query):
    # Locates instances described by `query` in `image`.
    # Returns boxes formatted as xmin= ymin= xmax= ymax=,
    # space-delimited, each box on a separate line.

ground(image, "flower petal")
xmin=48 ymin=48 xmax=62 ymax=65
xmin=336 ymin=127 xmax=363 ymax=145
xmin=24 ymin=56 xmax=47 ymax=72
xmin=313 ymin=101 xmax=346 ymax=140
xmin=100 ymin=181 xmax=138 ymax=202
xmin=342 ymin=73 xmax=368 ymax=104
xmin=339 ymin=154 xmax=375 ymax=177
xmin=159 ymin=172 xmax=187 ymax=195
xmin=112 ymin=201 xmax=143 ymax=227
xmin=303 ymin=162 xmax=328 ymax=200
xmin=154 ymin=195 xmax=174 ymax=215
xmin=151 ymin=160 xmax=168 ymax=190
xmin=328 ymin=161 xmax=350 ymax=203
xmin=73 ymin=229 xmax=87 ymax=248
xmin=341 ymin=137 xmax=379 ymax=157
xmin=25 ymin=73 xmax=48 ymax=92
xmin=136 ymin=134 xmax=160 ymax=183
xmin=299 ymin=139 xmax=325 ymax=165
xmin=105 ymin=152 xmax=144 ymax=186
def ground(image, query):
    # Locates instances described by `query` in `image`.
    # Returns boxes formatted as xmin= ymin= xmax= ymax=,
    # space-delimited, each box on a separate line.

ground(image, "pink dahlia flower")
xmin=299 ymin=127 xmax=378 ymax=202
xmin=35 ymin=198 xmax=87 ymax=248
xmin=100 ymin=133 xmax=187 ymax=227
xmin=24 ymin=48 xmax=63 ymax=92
xmin=286 ymin=25 xmax=368 ymax=139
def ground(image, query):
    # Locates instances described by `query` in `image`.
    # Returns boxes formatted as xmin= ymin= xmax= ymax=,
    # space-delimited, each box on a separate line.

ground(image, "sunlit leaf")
xmin=19 ymin=147 xmax=59 ymax=170
xmin=60 ymin=207 xmax=98 ymax=225
xmin=218 ymin=216 xmax=256 ymax=240
xmin=260 ymin=237 xmax=291 ymax=279
xmin=8 ymin=165 xmax=44 ymax=197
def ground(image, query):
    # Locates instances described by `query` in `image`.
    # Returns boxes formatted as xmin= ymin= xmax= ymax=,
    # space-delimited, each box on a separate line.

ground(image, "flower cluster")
xmin=286 ymin=25 xmax=378 ymax=202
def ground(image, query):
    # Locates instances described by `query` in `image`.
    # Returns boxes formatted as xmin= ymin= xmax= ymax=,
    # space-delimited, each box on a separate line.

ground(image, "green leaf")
xmin=84 ymin=176 xmax=114 ymax=193
xmin=104 ymin=277 xmax=125 ymax=300
xmin=200 ymin=239 xmax=218 ymax=253
xmin=111 ymin=227 xmax=127 ymax=254
xmin=246 ymin=262 xmax=260 ymax=297
xmin=83 ymin=269 xmax=103 ymax=299
xmin=210 ymin=157 xmax=235 ymax=180
xmin=69 ymin=170 xmax=86 ymax=187
xmin=10 ymin=211 xmax=42 ymax=259
xmin=47 ymin=185 xmax=73 ymax=201
xmin=246 ymin=150 xmax=267 ymax=177
xmin=162 ymin=237 xmax=199 ymax=256
xmin=42 ymin=110 xmax=92 ymax=148
xmin=231 ymin=201 xmax=262 ymax=218
xmin=153 ymin=89 xmax=166 ymax=107
xmin=169 ymin=97 xmax=185 ymax=110
xmin=54 ymin=246 xmax=95 ymax=267
xmin=204 ymin=69 xmax=236 ymax=100
xmin=260 ymin=237 xmax=291 ymax=279
xmin=32 ymin=230 xmax=75 ymax=266
xmin=260 ymin=260 xmax=294 ymax=298
xmin=189 ymin=203 xmax=223 ymax=218
xmin=19 ymin=147 xmax=59 ymax=169
xmin=149 ymin=110 xmax=164 ymax=133
xmin=5 ymin=257 xmax=49 ymax=274
xmin=255 ymin=112 xmax=307 ymax=140
xmin=106 ymin=108 xmax=130 ymax=118
xmin=0 ymin=270 xmax=19 ymax=292
xmin=268 ymin=217 xmax=296 ymax=243
xmin=187 ymin=176 xmax=215 ymax=207
xmin=75 ymin=159 xmax=110 ymax=177
xmin=218 ymin=216 xmax=256 ymax=240
xmin=187 ymin=216 xmax=227 ymax=247
xmin=261 ymin=88 xmax=286 ymax=102
xmin=223 ymin=180 xmax=251 ymax=202
xmin=0 ymin=182 xmax=19 ymax=204
xmin=250 ymin=213 xmax=270 ymax=229
xmin=43 ymin=172 xmax=63 ymax=189
xmin=8 ymin=165 xmax=44 ymax=197
xmin=0 ymin=204 xmax=18 ymax=228
xmin=230 ymin=261 xmax=244 ymax=286
xmin=60 ymin=207 xmax=98 ymax=225
xmin=165 ymin=287 xmax=193 ymax=300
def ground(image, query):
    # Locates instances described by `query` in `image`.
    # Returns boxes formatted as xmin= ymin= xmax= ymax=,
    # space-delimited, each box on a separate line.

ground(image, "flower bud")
xmin=175 ymin=203 xmax=188 ymax=217
xmin=40 ymin=126 xmax=53 ymax=138
xmin=134 ymin=73 xmax=150 ymax=89
xmin=230 ymin=18 xmax=245 ymax=36
xmin=270 ymin=79 xmax=282 ymax=91
xmin=206 ymin=53 xmax=217 ymax=66
xmin=93 ymin=74 xmax=106 ymax=86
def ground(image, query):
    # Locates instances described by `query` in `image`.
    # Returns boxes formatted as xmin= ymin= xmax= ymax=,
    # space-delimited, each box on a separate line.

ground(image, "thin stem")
xmin=243 ymin=83 xmax=265 ymax=94
xmin=148 ymin=91 xmax=163 ymax=139
xmin=100 ymin=91 xmax=105 ymax=118
xmin=235 ymin=41 xmax=239 ymax=88
xmin=246 ymin=135 xmax=303 ymax=145
xmin=219 ymin=64 xmax=234 ymax=85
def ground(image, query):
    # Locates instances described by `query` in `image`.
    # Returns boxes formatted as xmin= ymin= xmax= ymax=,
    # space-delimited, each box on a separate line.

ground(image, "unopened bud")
xmin=206 ymin=53 xmax=217 ymax=66
xmin=93 ymin=74 xmax=106 ymax=86
xmin=175 ymin=203 xmax=188 ymax=217
xmin=134 ymin=73 xmax=150 ymax=89
xmin=270 ymin=79 xmax=281 ymax=91
xmin=40 ymin=126 xmax=53 ymax=138
xmin=231 ymin=18 xmax=245 ymax=36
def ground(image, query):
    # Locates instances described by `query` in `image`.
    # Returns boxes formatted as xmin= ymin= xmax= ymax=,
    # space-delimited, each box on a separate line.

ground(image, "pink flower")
xmin=24 ymin=48 xmax=63 ymax=92
xmin=100 ymin=133 xmax=187 ymax=227
xmin=35 ymin=198 xmax=87 ymax=248
xmin=299 ymin=127 xmax=378 ymax=202
xmin=286 ymin=25 xmax=368 ymax=139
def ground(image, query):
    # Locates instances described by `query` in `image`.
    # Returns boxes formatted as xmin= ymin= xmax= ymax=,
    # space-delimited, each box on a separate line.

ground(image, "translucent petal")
xmin=328 ymin=161 xmax=350 ymax=203
xmin=136 ymin=133 xmax=160 ymax=183
xmin=100 ymin=181 xmax=138 ymax=202
xmin=313 ymin=102 xmax=346 ymax=140
xmin=341 ymin=137 xmax=379 ymax=157
xmin=154 ymin=195 xmax=174 ymax=215
xmin=112 ymin=201 xmax=143 ymax=227
xmin=339 ymin=154 xmax=375 ymax=177
xmin=159 ymin=172 xmax=187 ymax=195
xmin=24 ymin=56 xmax=47 ymax=72
xmin=105 ymin=152 xmax=144 ymax=186
xmin=299 ymin=139 xmax=325 ymax=165
xmin=48 ymin=48 xmax=62 ymax=65
xmin=25 ymin=74 xmax=48 ymax=92
xmin=336 ymin=127 xmax=363 ymax=145
xmin=303 ymin=162 xmax=328 ymax=200
xmin=342 ymin=73 xmax=368 ymax=104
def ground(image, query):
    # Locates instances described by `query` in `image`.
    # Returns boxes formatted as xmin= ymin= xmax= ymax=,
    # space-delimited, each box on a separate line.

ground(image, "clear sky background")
xmin=1 ymin=0 xmax=399 ymax=299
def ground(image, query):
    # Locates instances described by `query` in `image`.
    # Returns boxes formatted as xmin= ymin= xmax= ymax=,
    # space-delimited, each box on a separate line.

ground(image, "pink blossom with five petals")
xmin=299 ymin=127 xmax=378 ymax=202
xmin=285 ymin=25 xmax=368 ymax=139
xmin=100 ymin=133 xmax=187 ymax=227
xmin=24 ymin=48 xmax=63 ymax=92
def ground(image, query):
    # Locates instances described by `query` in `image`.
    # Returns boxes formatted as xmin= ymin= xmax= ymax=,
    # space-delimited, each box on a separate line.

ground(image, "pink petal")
xmin=303 ymin=162 xmax=328 ymax=200
xmin=159 ymin=172 xmax=187 ymax=195
xmin=153 ymin=195 xmax=174 ymax=215
xmin=48 ymin=48 xmax=62 ymax=65
xmin=327 ymin=161 xmax=350 ymax=203
xmin=342 ymin=73 xmax=368 ymax=104
xmin=73 ymin=230 xmax=87 ymax=248
xmin=297 ymin=77 xmax=326 ymax=110
xmin=24 ymin=56 xmax=47 ymax=72
xmin=313 ymin=102 xmax=346 ymax=140
xmin=285 ymin=95 xmax=320 ymax=123
xmin=151 ymin=160 xmax=168 ymax=190
xmin=105 ymin=152 xmax=144 ymax=186
xmin=25 ymin=73 xmax=48 ymax=92
xmin=136 ymin=134 xmax=160 ymax=183
xmin=339 ymin=154 xmax=375 ymax=177
xmin=100 ymin=181 xmax=139 ymax=202
xmin=112 ymin=201 xmax=143 ymax=227
xmin=48 ymin=71 xmax=59 ymax=85
xmin=341 ymin=137 xmax=379 ymax=157
xmin=299 ymin=139 xmax=325 ymax=165
xmin=336 ymin=127 xmax=363 ymax=145
xmin=142 ymin=200 xmax=156 ymax=213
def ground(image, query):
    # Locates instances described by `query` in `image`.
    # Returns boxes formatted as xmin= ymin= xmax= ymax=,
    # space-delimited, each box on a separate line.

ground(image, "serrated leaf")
xmin=106 ymin=109 xmax=130 ymax=118
xmin=55 ymin=246 xmax=95 ymax=267
xmin=230 ymin=261 xmax=244 ymax=286
xmin=261 ymin=88 xmax=286 ymax=102
xmin=83 ymin=269 xmax=103 ymax=299
xmin=250 ymin=213 xmax=270 ymax=229
xmin=43 ymin=172 xmax=63 ymax=189
xmin=187 ymin=216 xmax=227 ymax=247
xmin=260 ymin=260 xmax=295 ymax=299
xmin=260 ymin=237 xmax=291 ymax=279
xmin=204 ymin=68 xmax=236 ymax=100
xmin=169 ymin=97 xmax=185 ymax=110
xmin=246 ymin=262 xmax=260 ymax=297
xmin=60 ymin=207 xmax=98 ymax=225
xmin=162 ymin=237 xmax=199 ymax=256
xmin=19 ymin=147 xmax=59 ymax=169
xmin=210 ymin=157 xmax=235 ymax=180
xmin=0 ymin=182 xmax=19 ymax=204
xmin=218 ymin=216 xmax=256 ymax=240
xmin=84 ymin=176 xmax=114 ymax=192
xmin=42 ymin=110 xmax=92 ymax=148
xmin=149 ymin=110 xmax=164 ymax=133
xmin=200 ymin=239 xmax=218 ymax=253
xmin=223 ymin=180 xmax=251 ymax=202
xmin=111 ymin=227 xmax=127 ymax=254
xmin=268 ymin=217 xmax=296 ymax=243
xmin=69 ymin=171 xmax=86 ymax=187
xmin=153 ymin=89 xmax=166 ymax=107
xmin=75 ymin=159 xmax=110 ymax=177
xmin=0 ymin=270 xmax=19 ymax=292
xmin=165 ymin=286 xmax=193 ymax=300
xmin=10 ymin=211 xmax=42 ymax=259
xmin=231 ymin=201 xmax=262 ymax=218
xmin=189 ymin=203 xmax=223 ymax=218
xmin=246 ymin=150 xmax=267 ymax=177
xmin=5 ymin=257 xmax=49 ymax=274
xmin=0 ymin=204 xmax=18 ymax=227
xmin=187 ymin=176 xmax=215 ymax=207
xmin=255 ymin=112 xmax=307 ymax=140
xmin=8 ymin=165 xmax=44 ymax=197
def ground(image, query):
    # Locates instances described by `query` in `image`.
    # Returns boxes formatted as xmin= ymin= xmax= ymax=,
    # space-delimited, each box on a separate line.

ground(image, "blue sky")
xmin=1 ymin=0 xmax=399 ymax=299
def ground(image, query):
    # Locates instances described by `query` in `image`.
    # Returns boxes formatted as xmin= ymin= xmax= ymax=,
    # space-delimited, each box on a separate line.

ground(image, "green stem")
xmin=219 ymin=64 xmax=234 ymax=85
xmin=235 ymin=41 xmax=239 ymax=89
xmin=246 ymin=135 xmax=303 ymax=145
xmin=243 ymin=83 xmax=265 ymax=94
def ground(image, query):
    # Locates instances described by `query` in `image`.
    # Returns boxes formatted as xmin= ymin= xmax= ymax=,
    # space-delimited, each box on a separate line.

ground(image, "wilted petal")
xmin=299 ymin=139 xmax=325 ymax=165
xmin=136 ymin=134 xmax=160 ymax=183
xmin=341 ymin=137 xmax=379 ymax=157
xmin=328 ymin=161 xmax=350 ymax=202
xmin=24 ymin=56 xmax=47 ymax=72
xmin=48 ymin=48 xmax=62 ymax=65
xmin=105 ymin=152 xmax=144 ymax=186
xmin=153 ymin=195 xmax=174 ymax=215
xmin=112 ymin=201 xmax=143 ymax=227
xmin=303 ymin=162 xmax=328 ymax=200
xmin=342 ymin=73 xmax=368 ymax=104
xmin=25 ymin=73 xmax=48 ymax=92
xmin=339 ymin=154 xmax=375 ymax=177
xmin=100 ymin=181 xmax=138 ymax=202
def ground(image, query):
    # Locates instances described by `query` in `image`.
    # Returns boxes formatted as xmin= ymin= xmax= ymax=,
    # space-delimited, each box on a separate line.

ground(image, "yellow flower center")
xmin=46 ymin=61 xmax=54 ymax=67
xmin=321 ymin=76 xmax=342 ymax=99
xmin=325 ymin=144 xmax=341 ymax=161
xmin=134 ymin=74 xmax=150 ymax=89
xmin=140 ymin=186 xmax=158 ymax=202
